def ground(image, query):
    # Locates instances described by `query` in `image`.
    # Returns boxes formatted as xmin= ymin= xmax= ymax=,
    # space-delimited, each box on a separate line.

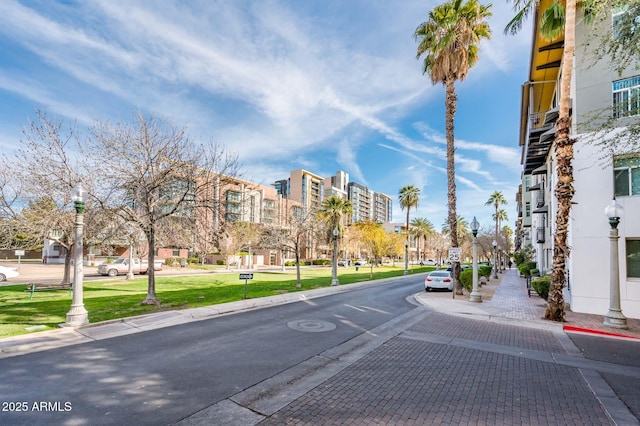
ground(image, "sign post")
xmin=15 ymin=250 xmax=25 ymax=272
xmin=239 ymin=273 xmax=254 ymax=299
xmin=448 ymin=248 xmax=462 ymax=299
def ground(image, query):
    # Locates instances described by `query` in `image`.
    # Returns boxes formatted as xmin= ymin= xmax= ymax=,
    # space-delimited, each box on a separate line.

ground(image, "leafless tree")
xmin=265 ymin=206 xmax=318 ymax=288
xmin=216 ymin=221 xmax=263 ymax=269
xmin=88 ymin=112 xmax=239 ymax=305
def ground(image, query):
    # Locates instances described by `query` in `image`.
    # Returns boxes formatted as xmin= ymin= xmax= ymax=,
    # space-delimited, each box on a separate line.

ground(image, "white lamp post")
xmin=126 ymin=227 xmax=134 ymax=280
xmin=65 ymin=183 xmax=89 ymax=327
xmin=492 ymin=240 xmax=498 ymax=279
xmin=603 ymin=199 xmax=627 ymax=329
xmin=469 ymin=217 xmax=482 ymax=303
xmin=331 ymin=227 xmax=339 ymax=286
xmin=403 ymin=240 xmax=409 ymax=275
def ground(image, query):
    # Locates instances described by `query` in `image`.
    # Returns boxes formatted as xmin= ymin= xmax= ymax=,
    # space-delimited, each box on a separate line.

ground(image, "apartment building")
xmin=518 ymin=3 xmax=640 ymax=318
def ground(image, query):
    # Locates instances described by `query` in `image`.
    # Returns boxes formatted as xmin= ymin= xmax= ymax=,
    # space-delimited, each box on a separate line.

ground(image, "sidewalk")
xmin=2 ymin=268 xmax=640 ymax=425
xmin=416 ymin=268 xmax=640 ymax=340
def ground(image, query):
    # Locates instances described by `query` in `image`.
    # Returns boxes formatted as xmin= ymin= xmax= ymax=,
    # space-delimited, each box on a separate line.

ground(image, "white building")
xmin=518 ymin=3 xmax=640 ymax=318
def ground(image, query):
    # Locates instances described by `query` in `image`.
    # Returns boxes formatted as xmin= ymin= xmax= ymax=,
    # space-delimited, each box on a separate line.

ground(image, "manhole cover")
xmin=287 ymin=320 xmax=336 ymax=333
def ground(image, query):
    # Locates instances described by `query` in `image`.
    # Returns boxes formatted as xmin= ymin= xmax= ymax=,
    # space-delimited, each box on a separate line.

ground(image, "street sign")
xmin=448 ymin=248 xmax=462 ymax=263
xmin=15 ymin=250 xmax=25 ymax=256
xmin=239 ymin=273 xmax=254 ymax=280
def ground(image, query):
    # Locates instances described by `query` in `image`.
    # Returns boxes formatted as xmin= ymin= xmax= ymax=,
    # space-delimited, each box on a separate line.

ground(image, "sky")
xmin=0 ymin=0 xmax=531 ymax=234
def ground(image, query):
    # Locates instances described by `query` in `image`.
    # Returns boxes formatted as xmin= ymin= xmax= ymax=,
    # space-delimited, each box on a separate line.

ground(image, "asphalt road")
xmin=0 ymin=274 xmax=420 ymax=426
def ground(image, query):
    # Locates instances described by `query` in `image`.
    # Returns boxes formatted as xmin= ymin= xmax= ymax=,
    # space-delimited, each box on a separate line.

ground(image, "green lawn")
xmin=0 ymin=265 xmax=432 ymax=338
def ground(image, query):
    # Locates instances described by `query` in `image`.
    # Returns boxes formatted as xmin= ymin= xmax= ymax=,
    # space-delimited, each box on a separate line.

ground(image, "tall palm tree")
xmin=411 ymin=217 xmax=436 ymax=261
xmin=415 ymin=0 xmax=492 ymax=291
xmin=486 ymin=191 xmax=508 ymax=248
xmin=505 ymin=0 xmax=576 ymax=322
xmin=317 ymin=195 xmax=353 ymax=236
xmin=399 ymin=185 xmax=420 ymax=273
xmin=441 ymin=215 xmax=469 ymax=241
xmin=494 ymin=208 xmax=509 ymax=238
xmin=399 ymin=185 xmax=420 ymax=233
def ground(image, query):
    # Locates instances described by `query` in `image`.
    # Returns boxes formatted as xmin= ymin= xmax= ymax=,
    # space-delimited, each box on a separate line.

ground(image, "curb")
xmin=563 ymin=325 xmax=640 ymax=341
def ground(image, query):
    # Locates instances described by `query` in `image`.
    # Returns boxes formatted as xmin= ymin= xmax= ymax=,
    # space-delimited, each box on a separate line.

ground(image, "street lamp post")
xmin=469 ymin=217 xmax=482 ymax=302
xmin=498 ymin=245 xmax=502 ymax=273
xmin=126 ymin=237 xmax=134 ymax=280
xmin=603 ymin=199 xmax=627 ymax=329
xmin=331 ymin=227 xmax=339 ymax=286
xmin=404 ymin=240 xmax=409 ymax=275
xmin=65 ymin=183 xmax=89 ymax=327
xmin=492 ymin=240 xmax=498 ymax=279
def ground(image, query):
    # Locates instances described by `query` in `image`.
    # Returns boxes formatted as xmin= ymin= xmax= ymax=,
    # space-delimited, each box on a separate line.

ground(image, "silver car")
xmin=425 ymin=270 xmax=453 ymax=292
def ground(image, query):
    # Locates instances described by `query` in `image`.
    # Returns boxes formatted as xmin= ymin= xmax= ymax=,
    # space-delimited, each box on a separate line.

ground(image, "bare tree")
xmin=88 ymin=112 xmax=239 ymax=305
xmin=216 ymin=221 xmax=263 ymax=269
xmin=263 ymin=206 xmax=318 ymax=288
xmin=13 ymin=110 xmax=101 ymax=285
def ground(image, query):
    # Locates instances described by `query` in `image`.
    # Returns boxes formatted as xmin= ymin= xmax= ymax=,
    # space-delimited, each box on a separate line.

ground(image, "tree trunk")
xmin=295 ymin=238 xmax=301 ymax=288
xmin=61 ymin=241 xmax=73 ymax=286
xmin=445 ymin=78 xmax=461 ymax=294
xmin=545 ymin=0 xmax=576 ymax=322
xmin=141 ymin=226 xmax=160 ymax=305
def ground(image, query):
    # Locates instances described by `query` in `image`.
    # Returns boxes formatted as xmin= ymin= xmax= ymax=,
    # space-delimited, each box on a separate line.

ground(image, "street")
xmin=0 ymin=275 xmax=418 ymax=425
xmin=1 ymin=270 xmax=639 ymax=425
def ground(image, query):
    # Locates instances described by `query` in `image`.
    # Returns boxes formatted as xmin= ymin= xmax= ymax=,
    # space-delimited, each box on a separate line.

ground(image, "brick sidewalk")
xmin=489 ymin=269 xmax=640 ymax=339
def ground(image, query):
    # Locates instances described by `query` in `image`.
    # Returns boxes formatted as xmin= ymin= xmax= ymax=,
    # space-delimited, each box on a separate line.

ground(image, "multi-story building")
xmin=324 ymin=171 xmax=349 ymax=199
xmin=518 ymin=3 xmax=640 ymax=318
xmin=288 ymin=169 xmax=324 ymax=210
xmin=346 ymin=182 xmax=393 ymax=224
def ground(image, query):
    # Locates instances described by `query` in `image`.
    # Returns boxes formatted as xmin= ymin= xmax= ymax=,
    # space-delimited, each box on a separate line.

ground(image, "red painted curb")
xmin=563 ymin=325 xmax=640 ymax=340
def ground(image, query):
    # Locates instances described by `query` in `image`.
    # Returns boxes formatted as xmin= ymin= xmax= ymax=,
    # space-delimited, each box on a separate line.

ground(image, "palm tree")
xmin=505 ymin=0 xmax=576 ymax=322
xmin=486 ymin=191 xmax=508 ymax=248
xmin=441 ymin=215 xmax=469 ymax=241
xmin=494 ymin=208 xmax=509 ymax=238
xmin=411 ymin=217 xmax=436 ymax=262
xmin=415 ymin=0 xmax=492 ymax=290
xmin=317 ymin=195 xmax=353 ymax=285
xmin=317 ymin=194 xmax=353 ymax=236
xmin=399 ymin=185 xmax=420 ymax=273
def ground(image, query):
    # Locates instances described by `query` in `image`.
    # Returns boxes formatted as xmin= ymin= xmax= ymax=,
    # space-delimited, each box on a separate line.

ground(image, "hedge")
xmin=532 ymin=275 xmax=550 ymax=300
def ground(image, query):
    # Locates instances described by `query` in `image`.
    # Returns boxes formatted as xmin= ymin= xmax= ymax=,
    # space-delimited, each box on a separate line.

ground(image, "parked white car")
xmin=97 ymin=258 xmax=163 ymax=277
xmin=425 ymin=270 xmax=454 ymax=291
xmin=0 ymin=265 xmax=19 ymax=281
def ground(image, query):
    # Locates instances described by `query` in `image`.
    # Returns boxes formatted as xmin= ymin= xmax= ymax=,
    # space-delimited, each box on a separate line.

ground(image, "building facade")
xmin=518 ymin=3 xmax=640 ymax=318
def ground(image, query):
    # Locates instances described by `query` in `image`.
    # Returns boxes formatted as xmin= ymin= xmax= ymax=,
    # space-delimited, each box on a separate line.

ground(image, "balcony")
xmin=536 ymin=227 xmax=545 ymax=243
xmin=536 ymin=192 xmax=545 ymax=208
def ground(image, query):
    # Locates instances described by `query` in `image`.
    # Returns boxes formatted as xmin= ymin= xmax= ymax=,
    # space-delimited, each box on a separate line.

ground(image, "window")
xmin=626 ymin=239 xmax=640 ymax=278
xmin=525 ymin=202 xmax=531 ymax=217
xmin=524 ymin=175 xmax=531 ymax=191
xmin=614 ymin=156 xmax=640 ymax=196
xmin=613 ymin=76 xmax=640 ymax=118
xmin=173 ymin=249 xmax=180 ymax=257
xmin=613 ymin=6 xmax=640 ymax=41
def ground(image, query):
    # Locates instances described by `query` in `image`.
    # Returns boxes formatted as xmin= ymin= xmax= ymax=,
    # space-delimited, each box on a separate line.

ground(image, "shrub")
xmin=532 ymin=275 xmax=551 ymax=300
xmin=530 ymin=268 xmax=540 ymax=277
xmin=188 ymin=257 xmax=199 ymax=264
xmin=459 ymin=268 xmax=473 ymax=292
xmin=526 ymin=261 xmax=537 ymax=272
xmin=518 ymin=263 xmax=531 ymax=277
xmin=312 ymin=259 xmax=331 ymax=266
xmin=285 ymin=261 xmax=311 ymax=266
xmin=164 ymin=257 xmax=176 ymax=266
xmin=478 ymin=265 xmax=492 ymax=279
xmin=216 ymin=259 xmax=225 ymax=265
